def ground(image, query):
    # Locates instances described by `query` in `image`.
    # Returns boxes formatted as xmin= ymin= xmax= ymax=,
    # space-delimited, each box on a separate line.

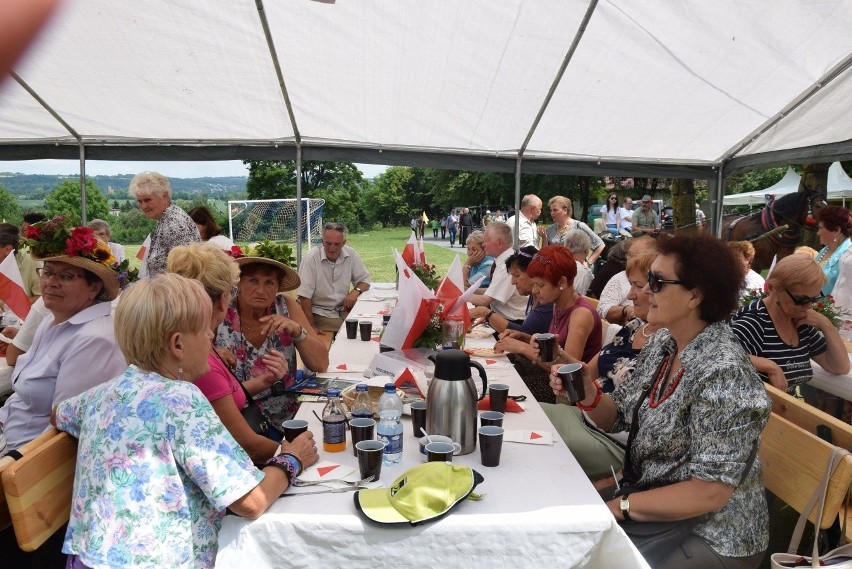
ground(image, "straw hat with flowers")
xmin=226 ymin=242 xmax=300 ymax=292
xmin=24 ymin=216 xmax=139 ymax=301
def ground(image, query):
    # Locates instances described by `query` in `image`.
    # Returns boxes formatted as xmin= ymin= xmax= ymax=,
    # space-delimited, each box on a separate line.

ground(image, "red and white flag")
xmin=0 ymin=253 xmax=30 ymax=320
xmin=401 ymin=233 xmax=419 ymax=267
xmin=764 ymin=254 xmax=777 ymax=291
xmin=418 ymin=235 xmax=427 ymax=265
xmin=136 ymin=234 xmax=151 ymax=261
xmin=381 ymin=250 xmax=436 ymax=350
xmin=435 ymin=254 xmax=484 ymax=331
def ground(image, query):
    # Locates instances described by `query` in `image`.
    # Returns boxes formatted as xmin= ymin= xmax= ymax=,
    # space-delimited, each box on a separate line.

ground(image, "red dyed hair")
xmin=526 ymin=245 xmax=577 ymax=287
xmin=816 ymin=205 xmax=852 ymax=236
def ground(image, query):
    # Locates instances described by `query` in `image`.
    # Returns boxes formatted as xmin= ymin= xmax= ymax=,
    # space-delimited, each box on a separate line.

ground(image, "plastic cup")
xmin=359 ymin=320 xmax=372 ymax=341
xmin=356 ymin=440 xmax=386 ymax=481
xmin=281 ymin=419 xmax=308 ymax=443
xmin=410 ymin=401 xmax=427 ymax=437
xmin=425 ymin=441 xmax=455 ymax=462
xmin=349 ymin=418 xmax=375 ymax=456
xmin=480 ymin=411 xmax=504 ymax=428
xmin=557 ymin=363 xmax=586 ymax=405
xmin=489 ymin=384 xmax=509 ymax=413
xmin=536 ymin=333 xmax=556 ymax=362
xmin=345 ymin=319 xmax=358 ymax=339
xmin=478 ymin=426 xmax=504 ymax=467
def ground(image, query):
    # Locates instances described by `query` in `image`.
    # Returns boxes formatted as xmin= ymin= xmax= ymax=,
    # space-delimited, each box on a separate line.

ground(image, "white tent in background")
xmin=723 ymin=162 xmax=852 ymax=207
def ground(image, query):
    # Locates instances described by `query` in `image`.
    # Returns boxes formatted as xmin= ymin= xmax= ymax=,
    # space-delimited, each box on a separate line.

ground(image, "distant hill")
xmin=0 ymin=173 xmax=247 ymax=196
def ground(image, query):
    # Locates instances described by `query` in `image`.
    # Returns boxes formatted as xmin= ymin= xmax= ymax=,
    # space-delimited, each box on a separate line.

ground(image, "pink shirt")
xmin=194 ymin=352 xmax=248 ymax=410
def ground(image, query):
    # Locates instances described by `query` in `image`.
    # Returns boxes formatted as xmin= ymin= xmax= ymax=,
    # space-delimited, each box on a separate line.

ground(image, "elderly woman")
xmin=0 ymin=218 xmax=127 ymax=452
xmin=731 ymin=253 xmax=850 ymax=391
xmin=538 ymin=196 xmax=605 ymax=265
xmin=129 ymin=171 xmax=200 ymax=277
xmin=540 ymin=251 xmax=659 ymax=479
xmin=52 ymin=274 xmax=319 ymax=568
xmin=596 ymin=236 xmax=656 ymax=323
xmin=88 ymin=218 xmax=126 ymax=264
xmin=815 ymin=205 xmax=852 ymax=311
xmin=496 ymin=245 xmax=601 ymax=365
xmin=552 ymin=235 xmax=770 ymax=568
xmin=169 ymin=243 xmax=295 ymax=462
xmin=565 ymin=230 xmax=592 ymax=295
xmin=728 ymin=240 xmax=764 ymax=299
xmin=189 ymin=205 xmax=235 ymax=250
xmin=218 ymin=249 xmax=328 ymax=435
xmin=462 ymin=230 xmax=495 ymax=290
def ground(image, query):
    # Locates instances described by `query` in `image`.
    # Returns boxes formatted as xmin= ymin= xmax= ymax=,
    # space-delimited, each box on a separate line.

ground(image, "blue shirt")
xmin=468 ymin=256 xmax=496 ymax=288
xmin=817 ymin=238 xmax=851 ymax=296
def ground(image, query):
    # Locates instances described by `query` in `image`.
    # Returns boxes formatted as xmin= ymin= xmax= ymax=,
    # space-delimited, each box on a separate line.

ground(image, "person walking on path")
xmin=447 ymin=210 xmax=459 ymax=247
xmin=440 ymin=216 xmax=447 ymax=239
xmin=459 ymin=208 xmax=474 ymax=246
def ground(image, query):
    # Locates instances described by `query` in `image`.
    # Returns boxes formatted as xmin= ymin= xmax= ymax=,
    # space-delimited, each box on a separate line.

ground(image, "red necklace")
xmin=648 ymin=353 xmax=685 ymax=408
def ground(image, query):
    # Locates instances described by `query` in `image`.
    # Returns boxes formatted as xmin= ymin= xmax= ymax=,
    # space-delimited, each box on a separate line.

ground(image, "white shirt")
xmin=108 ymin=242 xmax=126 ymax=264
xmin=742 ymin=270 xmax=765 ymax=297
xmin=618 ymin=207 xmax=633 ymax=230
xmin=10 ymin=296 xmax=51 ymax=352
xmin=597 ymin=270 xmax=632 ymax=320
xmin=484 ymin=248 xmax=529 ymax=321
xmin=297 ymin=244 xmax=371 ymax=319
xmin=208 ymin=234 xmax=235 ymax=250
xmin=574 ymin=261 xmax=593 ymax=296
xmin=0 ymin=301 xmax=126 ymax=450
xmin=507 ymin=212 xmax=539 ymax=249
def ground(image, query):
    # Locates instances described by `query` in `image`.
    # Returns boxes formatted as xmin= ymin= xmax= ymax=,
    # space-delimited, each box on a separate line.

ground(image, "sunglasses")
xmin=785 ymin=289 xmax=825 ymax=306
xmin=647 ymin=271 xmax=684 ymax=293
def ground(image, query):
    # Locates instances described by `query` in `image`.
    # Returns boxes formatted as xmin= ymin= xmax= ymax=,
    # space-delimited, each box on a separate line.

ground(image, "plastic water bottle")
xmin=351 ymin=384 xmax=374 ymax=420
xmin=322 ymin=388 xmax=346 ymax=453
xmin=377 ymin=383 xmax=403 ymax=465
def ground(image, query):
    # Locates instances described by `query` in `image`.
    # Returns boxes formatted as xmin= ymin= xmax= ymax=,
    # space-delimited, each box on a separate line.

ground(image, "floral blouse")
xmin=609 ymin=321 xmax=771 ymax=558
xmin=54 ymin=366 xmax=263 ymax=568
xmin=216 ymin=295 xmax=299 ymax=427
xmin=146 ymin=203 xmax=201 ymax=277
xmin=597 ymin=317 xmax=643 ymax=393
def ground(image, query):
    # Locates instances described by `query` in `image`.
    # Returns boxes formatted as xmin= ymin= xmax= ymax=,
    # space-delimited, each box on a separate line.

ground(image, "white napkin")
xmin=330 ymin=363 xmax=367 ymax=374
xmin=503 ymin=430 xmax=554 ymax=445
xmin=297 ymin=460 xmax=357 ymax=482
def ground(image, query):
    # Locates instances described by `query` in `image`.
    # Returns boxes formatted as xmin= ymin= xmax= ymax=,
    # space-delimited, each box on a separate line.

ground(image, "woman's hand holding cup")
xmin=280 ymin=431 xmax=320 ymax=470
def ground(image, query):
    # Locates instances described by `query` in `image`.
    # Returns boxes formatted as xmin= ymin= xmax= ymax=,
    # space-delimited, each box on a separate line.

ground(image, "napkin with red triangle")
xmin=477 ymin=397 xmax=524 ymax=413
xmin=297 ymin=460 xmax=357 ymax=482
xmin=502 ymin=430 xmax=554 ymax=445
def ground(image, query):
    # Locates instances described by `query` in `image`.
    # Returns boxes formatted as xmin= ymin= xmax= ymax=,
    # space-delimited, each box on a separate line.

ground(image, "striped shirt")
xmin=731 ymin=298 xmax=827 ymax=388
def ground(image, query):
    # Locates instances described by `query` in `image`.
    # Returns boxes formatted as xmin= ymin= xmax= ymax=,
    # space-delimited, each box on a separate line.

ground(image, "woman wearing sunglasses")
xmin=600 ymin=194 xmax=621 ymax=237
xmin=731 ymin=253 xmax=849 ymax=391
xmin=550 ymin=235 xmax=771 ymax=568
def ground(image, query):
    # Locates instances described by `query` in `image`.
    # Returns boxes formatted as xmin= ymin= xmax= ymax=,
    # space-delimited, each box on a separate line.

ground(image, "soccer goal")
xmin=227 ymin=198 xmax=325 ymax=250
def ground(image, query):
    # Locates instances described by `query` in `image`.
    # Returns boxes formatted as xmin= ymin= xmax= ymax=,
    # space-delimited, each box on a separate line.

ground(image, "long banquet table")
xmin=217 ymin=289 xmax=648 ymax=568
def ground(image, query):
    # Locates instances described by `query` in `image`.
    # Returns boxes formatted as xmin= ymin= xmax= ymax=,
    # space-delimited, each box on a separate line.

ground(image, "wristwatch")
xmin=293 ymin=326 xmax=308 ymax=343
xmin=619 ymin=495 xmax=631 ymax=521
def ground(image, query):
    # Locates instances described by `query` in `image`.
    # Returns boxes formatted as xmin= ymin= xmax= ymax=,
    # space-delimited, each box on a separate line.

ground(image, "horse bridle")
xmin=726 ymin=189 xmax=825 ymax=244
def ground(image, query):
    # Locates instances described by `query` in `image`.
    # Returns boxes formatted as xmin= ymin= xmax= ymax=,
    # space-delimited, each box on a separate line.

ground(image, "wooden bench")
xmin=0 ymin=428 xmax=60 ymax=531
xmin=2 ymin=431 xmax=77 ymax=551
xmin=761 ymin=412 xmax=852 ymax=531
xmin=765 ymin=384 xmax=852 ymax=450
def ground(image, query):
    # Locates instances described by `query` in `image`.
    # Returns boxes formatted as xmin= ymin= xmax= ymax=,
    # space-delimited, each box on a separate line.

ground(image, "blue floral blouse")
xmin=54 ymin=366 xmax=264 ymax=568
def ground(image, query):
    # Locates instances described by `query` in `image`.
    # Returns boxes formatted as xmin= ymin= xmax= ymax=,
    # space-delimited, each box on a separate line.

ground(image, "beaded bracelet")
xmin=576 ymin=382 xmax=603 ymax=411
xmin=264 ymin=453 xmax=302 ymax=482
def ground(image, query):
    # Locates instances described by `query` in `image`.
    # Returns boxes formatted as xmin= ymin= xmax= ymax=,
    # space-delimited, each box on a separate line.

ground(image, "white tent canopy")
xmin=723 ymin=162 xmax=852 ymax=206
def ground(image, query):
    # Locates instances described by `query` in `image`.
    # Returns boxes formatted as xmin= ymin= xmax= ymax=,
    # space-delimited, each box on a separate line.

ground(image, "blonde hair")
xmin=794 ymin=246 xmax=819 ymax=259
xmin=548 ymin=195 xmax=573 ymax=217
xmin=167 ymin=242 xmax=239 ymax=300
xmin=115 ymin=274 xmax=211 ymax=372
xmin=626 ymin=251 xmax=656 ymax=279
xmin=129 ymin=171 xmax=171 ymax=199
xmin=728 ymin=240 xmax=755 ymax=262
xmin=466 ymin=230 xmax=485 ymax=248
xmin=767 ymin=253 xmax=826 ymax=291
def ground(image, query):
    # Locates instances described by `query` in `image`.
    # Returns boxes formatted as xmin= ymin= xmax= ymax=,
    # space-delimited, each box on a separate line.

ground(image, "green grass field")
xmin=123 ymin=227 xmax=460 ymax=283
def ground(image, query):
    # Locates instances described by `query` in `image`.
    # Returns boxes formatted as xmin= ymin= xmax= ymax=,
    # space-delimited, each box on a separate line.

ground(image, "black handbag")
xmin=214 ymin=349 xmax=270 ymax=436
xmin=613 ymin=355 xmax=759 ymax=565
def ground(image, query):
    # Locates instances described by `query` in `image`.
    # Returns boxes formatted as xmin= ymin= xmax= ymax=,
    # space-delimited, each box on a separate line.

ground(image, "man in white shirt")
xmin=470 ymin=221 xmax=529 ymax=322
xmin=506 ymin=194 xmax=543 ymax=249
xmin=618 ymin=197 xmax=634 ymax=237
xmin=297 ymin=222 xmax=371 ymax=337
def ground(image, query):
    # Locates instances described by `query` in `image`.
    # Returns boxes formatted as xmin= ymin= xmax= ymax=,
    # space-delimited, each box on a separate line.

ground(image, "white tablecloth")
xmin=217 ymin=295 xmax=648 ymax=568
xmin=808 ymin=355 xmax=852 ymax=400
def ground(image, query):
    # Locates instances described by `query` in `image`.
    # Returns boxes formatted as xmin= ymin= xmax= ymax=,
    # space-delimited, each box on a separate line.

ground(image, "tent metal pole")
xmin=711 ymin=165 xmax=723 ymax=238
xmin=79 ymin=144 xmax=87 ymax=225
xmin=255 ymin=0 xmax=300 ymax=142
xmin=514 ymin=156 xmax=522 ymax=249
xmin=296 ymin=144 xmax=303 ymax=267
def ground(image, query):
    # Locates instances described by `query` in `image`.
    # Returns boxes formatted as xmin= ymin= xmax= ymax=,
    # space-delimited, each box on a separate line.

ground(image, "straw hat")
xmin=231 ymin=248 xmax=300 ymax=292
xmin=25 ymin=216 xmax=138 ymax=301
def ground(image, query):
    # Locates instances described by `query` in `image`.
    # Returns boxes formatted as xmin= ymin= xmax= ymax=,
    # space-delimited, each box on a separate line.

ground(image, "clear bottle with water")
xmin=376 ymin=383 xmax=403 ymax=465
xmin=351 ymin=383 xmax=374 ymax=420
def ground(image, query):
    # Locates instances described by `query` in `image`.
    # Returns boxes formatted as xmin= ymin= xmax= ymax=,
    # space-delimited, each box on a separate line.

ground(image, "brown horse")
xmin=722 ymin=189 xmax=826 ymax=272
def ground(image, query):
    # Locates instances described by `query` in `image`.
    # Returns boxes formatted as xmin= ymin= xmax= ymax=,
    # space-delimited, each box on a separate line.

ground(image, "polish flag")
xmin=136 ymin=234 xmax=151 ymax=261
xmin=401 ymin=233 xmax=418 ymax=267
xmin=0 ymin=253 xmax=30 ymax=320
xmin=764 ymin=254 xmax=777 ymax=291
xmin=435 ymin=255 xmax=483 ymax=330
xmin=418 ymin=235 xmax=427 ymax=265
xmin=381 ymin=250 xmax=436 ymax=350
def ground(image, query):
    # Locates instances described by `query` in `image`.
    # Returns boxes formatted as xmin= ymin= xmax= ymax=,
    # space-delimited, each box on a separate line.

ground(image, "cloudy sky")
xmin=0 ymin=159 xmax=388 ymax=179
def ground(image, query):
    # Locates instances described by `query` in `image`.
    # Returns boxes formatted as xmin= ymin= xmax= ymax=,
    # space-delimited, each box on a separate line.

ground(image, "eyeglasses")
xmin=647 ymin=271 xmax=684 ymax=293
xmin=609 ymin=196 xmax=617 ymax=200
xmin=37 ymin=268 xmax=85 ymax=285
xmin=785 ymin=289 xmax=825 ymax=306
xmin=533 ymin=254 xmax=551 ymax=265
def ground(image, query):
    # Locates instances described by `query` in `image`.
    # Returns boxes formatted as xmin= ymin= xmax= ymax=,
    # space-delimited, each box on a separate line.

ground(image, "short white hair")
xmin=129 ymin=171 xmax=171 ymax=199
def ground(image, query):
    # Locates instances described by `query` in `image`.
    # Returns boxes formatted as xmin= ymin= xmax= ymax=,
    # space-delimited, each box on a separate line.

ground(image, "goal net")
xmin=227 ymin=198 xmax=326 ymax=248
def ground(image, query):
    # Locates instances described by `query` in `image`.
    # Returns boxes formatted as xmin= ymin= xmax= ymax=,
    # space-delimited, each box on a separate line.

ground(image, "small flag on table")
xmin=0 ymin=253 xmax=30 ymax=320
xmin=136 ymin=234 xmax=150 ymax=260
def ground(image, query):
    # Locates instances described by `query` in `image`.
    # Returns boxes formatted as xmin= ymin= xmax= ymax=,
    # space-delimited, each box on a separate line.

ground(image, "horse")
xmin=722 ymin=189 xmax=826 ymax=272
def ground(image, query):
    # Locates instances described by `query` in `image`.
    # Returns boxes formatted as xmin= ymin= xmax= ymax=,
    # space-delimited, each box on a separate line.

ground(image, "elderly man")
xmin=631 ymin=194 xmax=660 ymax=236
xmin=506 ymin=194 xmax=542 ymax=249
xmin=130 ymin=171 xmax=200 ymax=277
xmin=459 ymin=208 xmax=474 ymax=247
xmin=297 ymin=222 xmax=371 ymax=339
xmin=470 ymin=221 xmax=529 ymax=323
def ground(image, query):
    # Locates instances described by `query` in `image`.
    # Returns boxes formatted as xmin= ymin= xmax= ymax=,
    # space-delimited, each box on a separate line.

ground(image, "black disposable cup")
xmin=382 ymin=313 xmax=392 ymax=326
xmin=356 ymin=440 xmax=386 ymax=481
xmin=410 ymin=401 xmax=427 ymax=437
xmin=480 ymin=410 xmax=504 ymax=428
xmin=425 ymin=441 xmax=455 ymax=462
xmin=281 ymin=419 xmax=308 ymax=443
xmin=489 ymin=383 xmax=509 ymax=413
xmin=345 ymin=319 xmax=358 ymax=339
xmin=359 ymin=320 xmax=372 ymax=341
xmin=557 ymin=363 xmax=586 ymax=404
xmin=478 ymin=426 xmax=504 ymax=467
xmin=536 ymin=333 xmax=556 ymax=362
xmin=349 ymin=418 xmax=375 ymax=456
